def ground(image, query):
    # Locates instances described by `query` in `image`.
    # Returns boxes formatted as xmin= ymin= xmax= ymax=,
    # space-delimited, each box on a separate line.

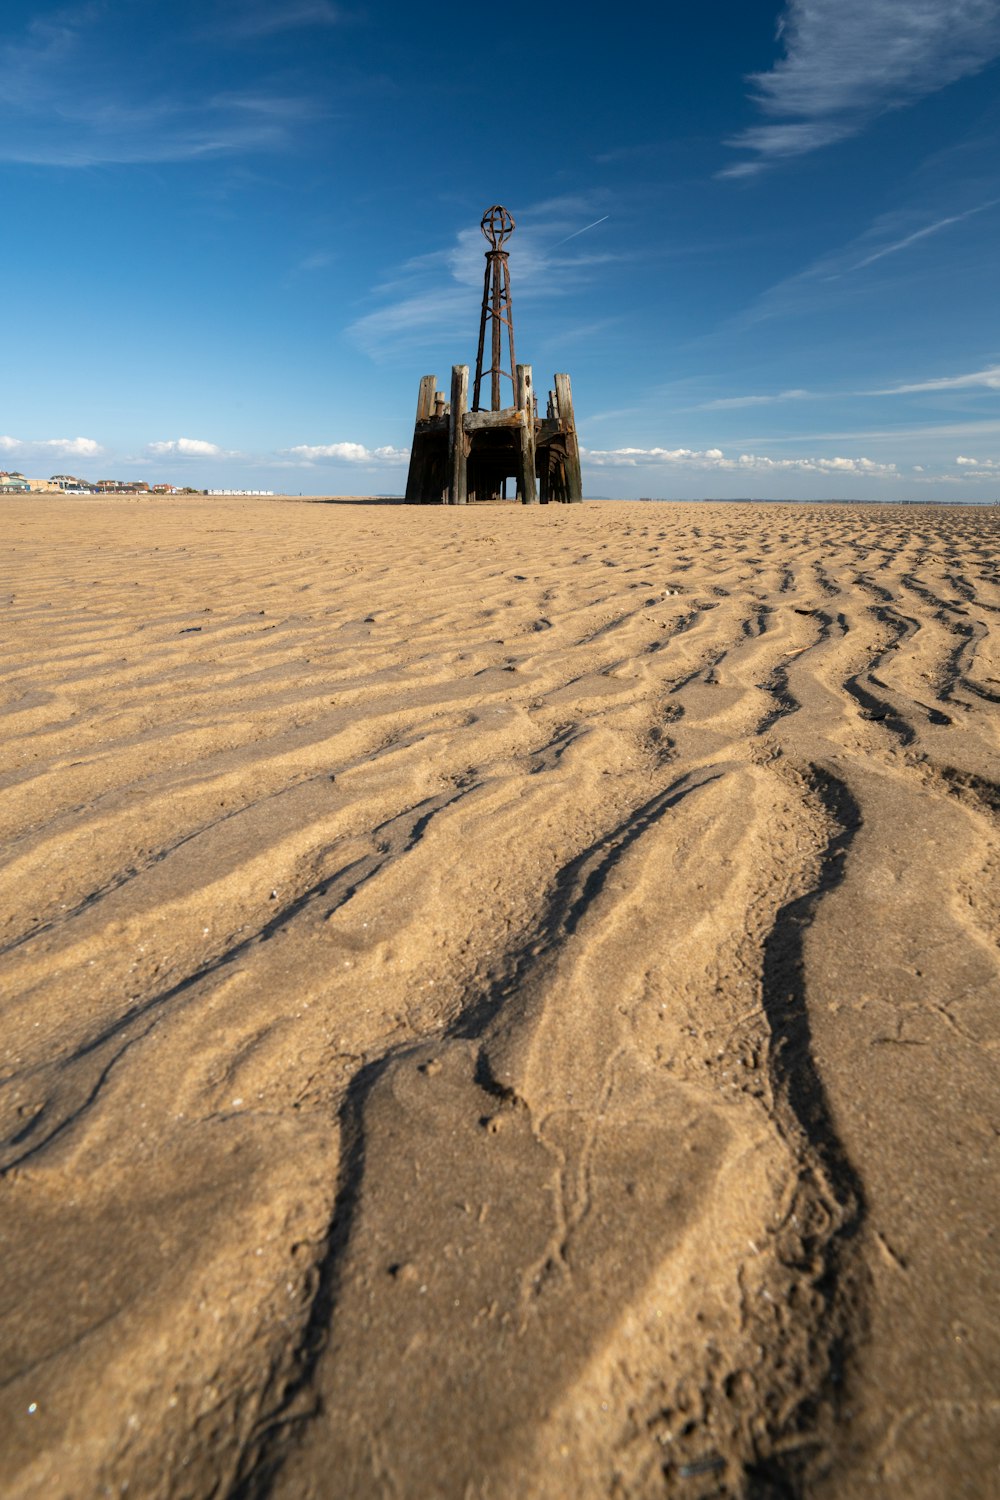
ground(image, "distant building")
xmin=151 ymin=483 xmax=178 ymax=494
xmin=0 ymin=471 xmax=31 ymax=493
xmin=50 ymin=473 xmax=93 ymax=492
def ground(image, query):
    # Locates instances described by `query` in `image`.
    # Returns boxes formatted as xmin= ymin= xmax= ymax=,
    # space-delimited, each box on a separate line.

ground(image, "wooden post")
xmin=554 ymin=372 xmax=583 ymax=502
xmin=405 ymin=375 xmax=437 ymax=502
xmin=417 ymin=374 xmax=437 ymax=422
xmin=449 ymin=364 xmax=468 ymax=506
xmin=515 ymin=364 xmax=538 ymax=503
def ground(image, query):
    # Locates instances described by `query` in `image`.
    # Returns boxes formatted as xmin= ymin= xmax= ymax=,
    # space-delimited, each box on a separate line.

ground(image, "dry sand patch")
xmin=1 ymin=496 xmax=999 ymax=1498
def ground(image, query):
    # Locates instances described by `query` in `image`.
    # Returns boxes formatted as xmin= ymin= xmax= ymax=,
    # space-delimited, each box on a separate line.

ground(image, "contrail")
xmin=846 ymin=196 xmax=1000 ymax=273
xmin=551 ymin=214 xmax=609 ymax=248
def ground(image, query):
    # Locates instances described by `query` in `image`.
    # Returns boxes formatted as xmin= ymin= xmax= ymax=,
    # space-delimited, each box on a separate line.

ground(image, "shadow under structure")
xmin=404 ymin=205 xmax=584 ymax=505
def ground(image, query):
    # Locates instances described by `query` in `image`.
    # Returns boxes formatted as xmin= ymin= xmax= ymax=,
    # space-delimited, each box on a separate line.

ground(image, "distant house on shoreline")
xmin=0 ymin=470 xmax=31 ymax=493
xmin=50 ymin=473 xmax=93 ymax=492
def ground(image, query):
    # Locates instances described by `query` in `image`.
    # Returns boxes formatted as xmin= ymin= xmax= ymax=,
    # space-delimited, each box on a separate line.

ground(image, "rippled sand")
xmin=2 ymin=496 xmax=999 ymax=1499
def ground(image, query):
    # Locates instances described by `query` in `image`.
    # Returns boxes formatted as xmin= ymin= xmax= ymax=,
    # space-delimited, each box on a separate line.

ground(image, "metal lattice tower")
xmin=403 ymin=203 xmax=583 ymax=505
xmin=472 ymin=206 xmax=517 ymax=412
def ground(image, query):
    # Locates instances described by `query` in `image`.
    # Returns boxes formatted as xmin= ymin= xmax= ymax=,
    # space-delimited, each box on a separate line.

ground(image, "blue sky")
xmin=2 ymin=0 xmax=999 ymax=499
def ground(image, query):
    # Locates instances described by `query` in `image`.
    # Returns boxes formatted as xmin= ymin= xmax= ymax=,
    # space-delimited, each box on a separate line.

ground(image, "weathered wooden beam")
xmin=516 ymin=364 xmax=538 ymax=503
xmin=417 ymin=374 xmax=437 ymax=423
xmin=554 ymin=372 xmax=583 ymax=503
xmin=449 ymin=364 xmax=469 ymax=506
xmin=463 ymin=409 xmax=522 ymax=431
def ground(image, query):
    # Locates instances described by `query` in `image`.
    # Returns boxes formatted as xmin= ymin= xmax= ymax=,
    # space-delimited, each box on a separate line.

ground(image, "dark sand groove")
xmin=1 ymin=498 xmax=999 ymax=1500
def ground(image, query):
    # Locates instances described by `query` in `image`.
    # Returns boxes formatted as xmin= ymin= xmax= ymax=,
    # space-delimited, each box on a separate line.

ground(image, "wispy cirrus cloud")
xmin=874 ymin=363 xmax=1000 ymax=394
xmin=0 ymin=11 xmax=322 ymax=166
xmin=349 ymin=195 xmax=623 ymax=361
xmin=694 ymin=388 xmax=812 ymax=411
xmin=294 ymin=251 xmax=336 ymax=273
xmin=218 ymin=2 xmax=346 ymax=38
xmin=840 ymin=199 xmax=1000 ymax=274
xmin=722 ymin=0 xmax=1000 ymax=178
xmin=726 ymin=193 xmax=1000 ymax=331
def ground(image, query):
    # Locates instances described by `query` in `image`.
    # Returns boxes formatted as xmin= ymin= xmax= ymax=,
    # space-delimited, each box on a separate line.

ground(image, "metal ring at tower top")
xmin=481 ymin=205 xmax=515 ymax=249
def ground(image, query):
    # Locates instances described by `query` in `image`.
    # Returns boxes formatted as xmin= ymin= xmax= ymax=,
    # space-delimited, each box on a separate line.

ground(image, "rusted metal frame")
xmin=473 ymin=245 xmax=518 ymax=412
xmin=490 ymin=255 xmax=502 ymax=411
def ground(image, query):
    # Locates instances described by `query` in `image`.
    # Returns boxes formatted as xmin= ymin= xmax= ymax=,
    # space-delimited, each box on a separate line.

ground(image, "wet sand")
xmin=2 ymin=496 xmax=999 ymax=1499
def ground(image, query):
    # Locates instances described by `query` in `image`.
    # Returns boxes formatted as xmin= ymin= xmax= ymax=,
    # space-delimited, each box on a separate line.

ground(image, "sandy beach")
xmin=2 ymin=495 xmax=998 ymax=1499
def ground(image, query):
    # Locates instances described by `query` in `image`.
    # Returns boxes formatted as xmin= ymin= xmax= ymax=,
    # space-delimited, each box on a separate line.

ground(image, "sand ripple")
xmin=1 ymin=497 xmax=998 ymax=1498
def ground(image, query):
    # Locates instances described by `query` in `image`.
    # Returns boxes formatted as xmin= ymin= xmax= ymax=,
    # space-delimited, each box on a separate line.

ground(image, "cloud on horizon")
xmin=0 ymin=434 xmax=102 ymax=457
xmin=956 ymin=453 xmax=1000 ymax=475
xmin=148 ymin=438 xmax=226 ymax=457
xmin=582 ymin=444 xmax=898 ymax=476
xmin=722 ymin=0 xmax=1000 ymax=177
xmin=285 ymin=442 xmax=409 ymax=464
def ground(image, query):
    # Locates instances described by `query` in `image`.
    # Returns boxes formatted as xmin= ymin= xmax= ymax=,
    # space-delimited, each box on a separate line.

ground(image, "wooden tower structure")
xmin=404 ymin=206 xmax=584 ymax=505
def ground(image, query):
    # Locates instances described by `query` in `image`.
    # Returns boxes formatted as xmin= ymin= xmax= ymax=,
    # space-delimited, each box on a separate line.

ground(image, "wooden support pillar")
xmin=515 ymin=363 xmax=538 ymax=504
xmin=405 ymin=374 xmax=437 ymax=503
xmin=417 ymin=374 xmax=437 ymax=421
xmin=449 ymin=364 xmax=468 ymax=506
xmin=554 ymin=372 xmax=583 ymax=503
xmin=404 ymin=447 xmax=422 ymax=504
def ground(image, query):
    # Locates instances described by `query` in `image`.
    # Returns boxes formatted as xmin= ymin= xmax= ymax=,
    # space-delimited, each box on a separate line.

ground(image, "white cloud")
xmin=956 ymin=454 xmax=999 ymax=469
xmin=0 ymin=434 xmax=101 ymax=457
xmin=148 ymin=438 xmax=225 ymax=457
xmin=877 ymin=364 xmax=1000 ymax=395
xmin=722 ymin=0 xmax=1000 ymax=175
xmin=286 ymin=442 xmax=410 ymax=465
xmin=582 ymin=445 xmax=897 ymax=477
xmin=582 ymin=446 xmax=725 ymax=468
xmin=739 ymin=454 xmax=897 ymax=475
